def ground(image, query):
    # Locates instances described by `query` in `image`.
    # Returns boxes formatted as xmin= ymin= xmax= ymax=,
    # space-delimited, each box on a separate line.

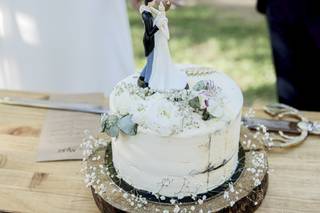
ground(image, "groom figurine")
xmin=138 ymin=0 xmax=159 ymax=88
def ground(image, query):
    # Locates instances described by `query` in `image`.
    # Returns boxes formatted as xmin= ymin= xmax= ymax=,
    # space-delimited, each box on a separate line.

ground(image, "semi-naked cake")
xmin=105 ymin=65 xmax=243 ymax=199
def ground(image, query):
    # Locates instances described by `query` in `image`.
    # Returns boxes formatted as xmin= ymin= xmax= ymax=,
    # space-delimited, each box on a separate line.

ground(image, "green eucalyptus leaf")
xmin=189 ymin=96 xmax=201 ymax=109
xmin=100 ymin=114 xmax=109 ymax=132
xmin=118 ymin=114 xmax=138 ymax=136
xmin=101 ymin=114 xmax=120 ymax=137
xmin=106 ymin=125 xmax=120 ymax=137
xmin=193 ymin=80 xmax=208 ymax=91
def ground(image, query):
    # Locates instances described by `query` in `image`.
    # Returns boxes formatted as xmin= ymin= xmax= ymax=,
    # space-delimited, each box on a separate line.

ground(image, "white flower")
xmin=111 ymin=86 xmax=140 ymax=115
xmin=198 ymin=199 xmax=204 ymax=205
xmin=254 ymin=179 xmax=261 ymax=186
xmin=207 ymin=98 xmax=224 ymax=118
xmin=173 ymin=205 xmax=180 ymax=213
xmin=123 ymin=193 xmax=129 ymax=199
xmin=229 ymin=183 xmax=235 ymax=192
xmin=130 ymin=101 xmax=148 ymax=124
xmin=223 ymin=191 xmax=229 ymax=199
xmin=137 ymin=94 xmax=183 ymax=136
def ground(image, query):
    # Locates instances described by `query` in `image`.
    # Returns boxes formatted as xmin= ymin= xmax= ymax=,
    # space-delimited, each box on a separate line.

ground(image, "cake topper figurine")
xmin=137 ymin=0 xmax=159 ymax=88
xmin=138 ymin=0 xmax=188 ymax=91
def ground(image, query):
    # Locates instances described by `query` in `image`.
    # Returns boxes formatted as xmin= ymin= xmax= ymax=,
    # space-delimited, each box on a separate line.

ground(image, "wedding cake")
xmin=99 ymin=0 xmax=243 ymax=201
xmin=102 ymin=65 xmax=243 ymax=199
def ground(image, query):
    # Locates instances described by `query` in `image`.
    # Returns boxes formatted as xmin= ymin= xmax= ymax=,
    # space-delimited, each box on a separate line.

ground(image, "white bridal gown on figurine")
xmin=0 ymin=0 xmax=134 ymax=94
xmin=148 ymin=7 xmax=187 ymax=91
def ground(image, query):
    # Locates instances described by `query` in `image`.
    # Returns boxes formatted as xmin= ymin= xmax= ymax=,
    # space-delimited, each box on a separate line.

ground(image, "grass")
xmin=128 ymin=3 xmax=277 ymax=106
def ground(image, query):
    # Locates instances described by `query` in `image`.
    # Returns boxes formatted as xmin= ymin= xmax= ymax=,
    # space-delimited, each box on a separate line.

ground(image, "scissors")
xmin=244 ymin=103 xmax=320 ymax=149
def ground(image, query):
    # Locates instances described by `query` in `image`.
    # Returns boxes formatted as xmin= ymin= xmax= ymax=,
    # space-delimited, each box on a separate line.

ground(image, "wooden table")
xmin=0 ymin=90 xmax=320 ymax=213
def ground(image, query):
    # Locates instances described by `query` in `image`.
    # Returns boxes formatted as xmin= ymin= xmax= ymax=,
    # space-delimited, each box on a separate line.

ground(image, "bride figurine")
xmin=148 ymin=0 xmax=188 ymax=91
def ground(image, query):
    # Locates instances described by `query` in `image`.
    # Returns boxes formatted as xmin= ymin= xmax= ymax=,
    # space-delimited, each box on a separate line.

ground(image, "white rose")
xmin=111 ymin=87 xmax=140 ymax=116
xmin=207 ymin=98 xmax=224 ymax=118
xmin=130 ymin=101 xmax=148 ymax=125
xmin=143 ymin=97 xmax=183 ymax=136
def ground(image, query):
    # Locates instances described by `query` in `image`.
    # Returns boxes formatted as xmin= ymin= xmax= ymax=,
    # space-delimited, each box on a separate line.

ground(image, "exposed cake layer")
xmin=109 ymin=65 xmax=243 ymax=198
xmin=112 ymin=113 xmax=241 ymax=197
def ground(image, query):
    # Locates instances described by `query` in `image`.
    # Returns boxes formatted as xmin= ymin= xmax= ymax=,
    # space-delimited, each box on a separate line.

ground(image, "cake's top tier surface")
xmin=109 ymin=65 xmax=243 ymax=137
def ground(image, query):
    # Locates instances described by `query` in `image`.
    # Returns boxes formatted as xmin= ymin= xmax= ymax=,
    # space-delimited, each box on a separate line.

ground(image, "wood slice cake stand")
xmin=84 ymin=127 xmax=268 ymax=213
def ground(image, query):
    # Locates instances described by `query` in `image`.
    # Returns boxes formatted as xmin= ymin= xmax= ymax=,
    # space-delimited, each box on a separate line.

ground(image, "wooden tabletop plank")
xmin=251 ymin=109 xmax=320 ymax=212
xmin=0 ymin=91 xmax=320 ymax=212
xmin=0 ymin=91 xmax=98 ymax=212
xmin=0 ymin=168 xmax=92 ymax=197
xmin=0 ymin=188 xmax=98 ymax=213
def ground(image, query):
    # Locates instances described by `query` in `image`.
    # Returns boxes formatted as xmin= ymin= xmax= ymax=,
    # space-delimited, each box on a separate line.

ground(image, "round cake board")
xmin=86 ymin=127 xmax=269 ymax=213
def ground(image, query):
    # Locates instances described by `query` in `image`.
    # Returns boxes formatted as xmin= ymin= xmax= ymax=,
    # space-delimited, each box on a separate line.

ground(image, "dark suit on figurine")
xmin=138 ymin=6 xmax=159 ymax=88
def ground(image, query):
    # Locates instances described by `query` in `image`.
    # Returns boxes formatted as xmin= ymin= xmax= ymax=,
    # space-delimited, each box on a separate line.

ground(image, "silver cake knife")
xmin=0 ymin=96 xmax=107 ymax=114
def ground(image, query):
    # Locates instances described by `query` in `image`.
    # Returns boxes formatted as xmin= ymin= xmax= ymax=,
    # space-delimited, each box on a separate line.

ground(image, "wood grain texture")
xmin=0 ymin=91 xmax=320 ymax=212
xmin=0 ymin=90 xmax=99 ymax=213
xmin=248 ymin=108 xmax=320 ymax=213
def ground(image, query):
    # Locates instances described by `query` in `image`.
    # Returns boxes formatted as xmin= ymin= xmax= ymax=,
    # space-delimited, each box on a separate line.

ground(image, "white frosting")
xmin=113 ymin=114 xmax=241 ymax=197
xmin=109 ymin=65 xmax=243 ymax=198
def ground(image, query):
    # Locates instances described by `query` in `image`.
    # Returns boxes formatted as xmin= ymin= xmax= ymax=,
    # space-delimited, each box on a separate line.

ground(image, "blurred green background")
xmin=128 ymin=0 xmax=276 ymax=106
